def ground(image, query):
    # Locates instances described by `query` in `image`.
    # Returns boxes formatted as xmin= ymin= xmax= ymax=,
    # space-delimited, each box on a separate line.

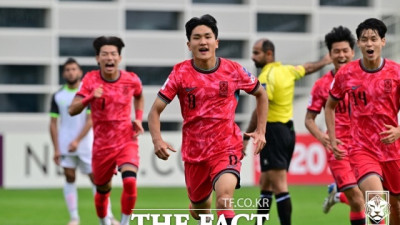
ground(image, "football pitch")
xmin=0 ymin=185 xmax=350 ymax=225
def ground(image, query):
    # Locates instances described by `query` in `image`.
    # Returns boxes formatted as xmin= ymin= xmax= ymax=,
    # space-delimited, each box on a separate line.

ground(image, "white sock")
xmin=99 ymin=217 xmax=111 ymax=225
xmin=64 ymin=182 xmax=79 ymax=220
xmin=334 ymin=192 xmax=341 ymax=203
xmin=120 ymin=213 xmax=131 ymax=225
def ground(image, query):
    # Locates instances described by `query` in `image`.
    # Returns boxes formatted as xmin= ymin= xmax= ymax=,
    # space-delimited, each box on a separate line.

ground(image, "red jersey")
xmin=308 ymin=70 xmax=351 ymax=161
xmin=77 ymin=70 xmax=142 ymax=152
xmin=330 ymin=59 xmax=400 ymax=161
xmin=158 ymin=58 xmax=260 ymax=163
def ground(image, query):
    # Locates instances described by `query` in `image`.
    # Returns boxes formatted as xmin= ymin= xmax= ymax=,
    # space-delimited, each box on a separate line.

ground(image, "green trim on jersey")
xmin=63 ymin=85 xmax=79 ymax=93
xmin=50 ymin=112 xmax=59 ymax=118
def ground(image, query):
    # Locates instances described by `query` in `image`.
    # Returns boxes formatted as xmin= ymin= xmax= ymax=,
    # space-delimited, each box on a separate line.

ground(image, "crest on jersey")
xmin=219 ymin=81 xmax=228 ymax=97
xmin=365 ymin=191 xmax=390 ymax=224
xmin=383 ymin=79 xmax=392 ymax=93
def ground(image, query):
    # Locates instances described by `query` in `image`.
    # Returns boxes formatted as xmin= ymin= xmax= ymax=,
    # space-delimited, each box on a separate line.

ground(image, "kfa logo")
xmin=365 ymin=191 xmax=390 ymax=224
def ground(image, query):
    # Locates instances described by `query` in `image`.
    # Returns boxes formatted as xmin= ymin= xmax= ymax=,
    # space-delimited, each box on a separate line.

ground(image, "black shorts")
xmin=259 ymin=121 xmax=296 ymax=171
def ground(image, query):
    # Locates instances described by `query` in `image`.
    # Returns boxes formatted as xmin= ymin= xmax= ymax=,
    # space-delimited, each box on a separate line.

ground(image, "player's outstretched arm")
xmin=244 ymin=86 xmax=268 ymax=155
xmin=305 ymin=111 xmax=330 ymax=148
xmin=303 ymin=53 xmax=332 ymax=75
xmin=148 ymin=97 xmax=176 ymax=160
xmin=325 ymin=96 xmax=345 ymax=159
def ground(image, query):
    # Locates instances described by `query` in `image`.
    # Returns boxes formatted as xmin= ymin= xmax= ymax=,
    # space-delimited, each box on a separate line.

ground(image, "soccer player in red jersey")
xmin=148 ymin=14 xmax=268 ymax=225
xmin=325 ymin=18 xmax=400 ymax=223
xmin=305 ymin=26 xmax=365 ymax=224
xmin=68 ymin=36 xmax=144 ymax=225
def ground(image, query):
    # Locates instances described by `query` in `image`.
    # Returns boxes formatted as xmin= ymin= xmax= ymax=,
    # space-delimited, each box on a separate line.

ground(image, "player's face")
xmin=187 ymin=25 xmax=219 ymax=62
xmin=252 ymin=41 xmax=267 ymax=68
xmin=96 ymin=45 xmax=121 ymax=77
xmin=329 ymin=41 xmax=354 ymax=72
xmin=357 ymin=29 xmax=385 ymax=63
xmin=63 ymin=63 xmax=82 ymax=85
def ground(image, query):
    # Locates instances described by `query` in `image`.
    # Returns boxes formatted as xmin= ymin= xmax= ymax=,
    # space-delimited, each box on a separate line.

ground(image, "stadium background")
xmin=0 ymin=0 xmax=400 ymax=189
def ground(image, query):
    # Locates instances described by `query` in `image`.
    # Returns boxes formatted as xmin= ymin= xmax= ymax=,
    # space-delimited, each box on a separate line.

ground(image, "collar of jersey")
xmin=63 ymin=85 xmax=78 ymax=92
xmin=261 ymin=61 xmax=281 ymax=73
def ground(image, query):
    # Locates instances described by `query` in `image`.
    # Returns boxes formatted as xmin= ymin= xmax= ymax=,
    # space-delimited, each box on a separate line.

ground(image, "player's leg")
xmin=214 ymin=173 xmax=238 ymax=225
xmin=61 ymin=156 xmax=80 ymax=225
xmin=266 ymin=121 xmax=295 ymax=225
xmin=267 ymin=169 xmax=292 ymax=225
xmin=342 ymin=187 xmax=365 ymax=225
xmin=119 ymin=164 xmax=138 ymax=225
xmin=185 ymin=162 xmax=212 ymax=222
xmin=116 ymin=142 xmax=140 ymax=225
xmin=381 ymin=160 xmax=400 ymax=225
xmin=328 ymin=156 xmax=365 ymax=224
xmin=92 ymin=150 xmax=118 ymax=225
xmin=80 ymin=153 xmax=119 ymax=225
xmin=389 ymin=194 xmax=400 ymax=225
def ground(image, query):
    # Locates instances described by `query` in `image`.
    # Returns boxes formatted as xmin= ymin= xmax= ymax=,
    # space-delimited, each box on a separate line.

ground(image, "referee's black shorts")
xmin=259 ymin=121 xmax=295 ymax=171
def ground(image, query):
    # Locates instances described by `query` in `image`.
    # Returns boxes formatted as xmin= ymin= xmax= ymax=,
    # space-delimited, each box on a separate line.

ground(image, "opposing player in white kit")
xmin=49 ymin=58 xmax=119 ymax=225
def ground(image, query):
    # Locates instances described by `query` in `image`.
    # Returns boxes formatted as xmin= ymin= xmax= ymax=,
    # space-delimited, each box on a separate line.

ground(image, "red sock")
xmin=339 ymin=192 xmax=349 ymax=205
xmin=95 ymin=191 xmax=110 ymax=218
xmin=217 ymin=210 xmax=235 ymax=225
xmin=350 ymin=211 xmax=365 ymax=225
xmin=121 ymin=177 xmax=137 ymax=215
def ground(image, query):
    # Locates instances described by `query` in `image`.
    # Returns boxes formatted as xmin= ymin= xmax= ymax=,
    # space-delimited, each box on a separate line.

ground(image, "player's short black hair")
xmin=93 ymin=36 xmax=125 ymax=55
xmin=63 ymin=58 xmax=81 ymax=71
xmin=185 ymin=14 xmax=218 ymax=41
xmin=355 ymin=18 xmax=387 ymax=40
xmin=325 ymin=26 xmax=356 ymax=52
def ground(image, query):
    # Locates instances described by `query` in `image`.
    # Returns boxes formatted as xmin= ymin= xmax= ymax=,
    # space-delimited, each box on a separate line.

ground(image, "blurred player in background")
xmin=325 ymin=18 xmax=400 ymax=224
xmin=50 ymin=58 xmax=119 ymax=225
xmin=305 ymin=26 xmax=365 ymax=224
xmin=68 ymin=36 xmax=144 ymax=225
xmin=148 ymin=14 xmax=268 ymax=225
xmin=243 ymin=39 xmax=331 ymax=225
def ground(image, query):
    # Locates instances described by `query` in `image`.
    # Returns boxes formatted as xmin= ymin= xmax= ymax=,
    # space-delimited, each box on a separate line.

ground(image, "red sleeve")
xmin=158 ymin=67 xmax=179 ymax=104
xmin=76 ymin=73 xmax=93 ymax=98
xmin=131 ymin=72 xmax=143 ymax=97
xmin=307 ymin=79 xmax=327 ymax=114
xmin=329 ymin=73 xmax=345 ymax=100
xmin=236 ymin=64 xmax=259 ymax=94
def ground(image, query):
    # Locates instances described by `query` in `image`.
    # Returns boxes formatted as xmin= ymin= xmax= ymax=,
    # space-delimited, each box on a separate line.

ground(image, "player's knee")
xmin=216 ymin=194 xmax=232 ymax=209
xmin=122 ymin=171 xmax=137 ymax=195
xmin=65 ymin=173 xmax=76 ymax=183
xmin=96 ymin=182 xmax=112 ymax=193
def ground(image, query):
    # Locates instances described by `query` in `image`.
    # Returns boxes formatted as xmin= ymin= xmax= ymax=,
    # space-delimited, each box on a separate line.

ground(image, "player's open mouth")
xmin=105 ymin=63 xmax=115 ymax=68
xmin=366 ymin=49 xmax=374 ymax=54
xmin=199 ymin=48 xmax=209 ymax=53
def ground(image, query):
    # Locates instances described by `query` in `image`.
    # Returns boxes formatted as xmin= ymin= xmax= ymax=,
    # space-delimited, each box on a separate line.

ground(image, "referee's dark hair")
xmin=93 ymin=36 xmax=125 ymax=55
xmin=63 ymin=58 xmax=81 ymax=71
xmin=185 ymin=14 xmax=218 ymax=41
xmin=325 ymin=26 xmax=356 ymax=52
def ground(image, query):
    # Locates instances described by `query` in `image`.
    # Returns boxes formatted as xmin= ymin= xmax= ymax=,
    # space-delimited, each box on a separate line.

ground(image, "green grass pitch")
xmin=0 ymin=185 xmax=350 ymax=225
